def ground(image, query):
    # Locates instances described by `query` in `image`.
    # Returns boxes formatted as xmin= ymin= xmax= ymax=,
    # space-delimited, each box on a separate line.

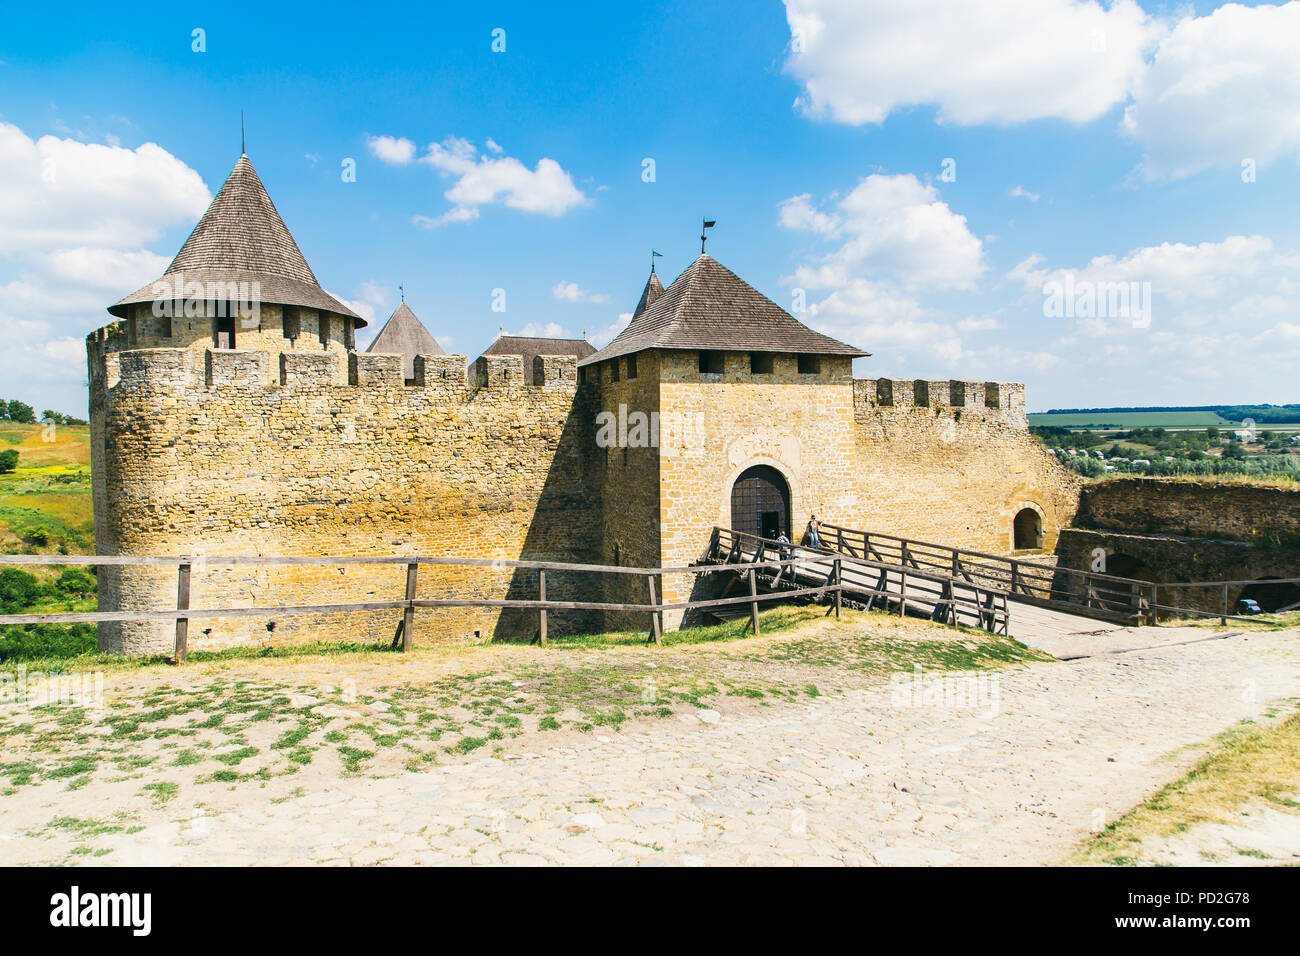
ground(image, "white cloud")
xmin=782 ymin=173 xmax=984 ymax=291
xmin=387 ymin=135 xmax=589 ymax=226
xmin=0 ymin=121 xmax=210 ymax=250
xmin=0 ymin=121 xmax=212 ymax=413
xmin=783 ymin=0 xmax=1159 ymax=126
xmin=1005 ymin=234 xmax=1300 ymax=400
xmin=589 ymin=313 xmax=632 ymax=349
xmin=1009 ymin=186 xmax=1039 ymax=202
xmin=412 ymin=207 xmax=480 ymax=229
xmin=366 ymin=135 xmax=417 ymax=165
xmin=518 ymin=322 xmax=572 ymax=338
xmin=421 ymin=136 xmax=588 ymax=216
xmin=1122 ymin=2 xmax=1300 ymax=179
xmin=783 ymin=1 xmax=1300 ymax=180
xmin=552 ymin=280 xmax=611 ymax=305
xmin=330 ymin=281 xmax=390 ymax=335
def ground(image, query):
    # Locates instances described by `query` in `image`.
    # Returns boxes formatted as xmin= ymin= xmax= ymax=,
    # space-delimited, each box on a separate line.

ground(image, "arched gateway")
xmin=731 ymin=465 xmax=791 ymax=541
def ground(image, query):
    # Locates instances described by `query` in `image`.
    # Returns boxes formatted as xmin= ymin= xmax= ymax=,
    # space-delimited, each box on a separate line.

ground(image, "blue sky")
xmin=2 ymin=0 xmax=1298 ymax=414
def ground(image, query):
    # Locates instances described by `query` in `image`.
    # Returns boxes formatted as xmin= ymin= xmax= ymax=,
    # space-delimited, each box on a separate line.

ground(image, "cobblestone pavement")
xmin=6 ymin=627 xmax=1296 ymax=866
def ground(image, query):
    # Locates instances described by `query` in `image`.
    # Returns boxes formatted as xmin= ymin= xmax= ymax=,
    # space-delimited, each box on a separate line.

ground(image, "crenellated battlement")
xmin=853 ymin=377 xmax=1026 ymax=424
xmin=90 ymin=344 xmax=581 ymax=403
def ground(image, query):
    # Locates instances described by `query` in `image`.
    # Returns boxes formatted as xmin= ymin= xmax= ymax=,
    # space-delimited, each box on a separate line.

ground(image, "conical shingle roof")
xmin=632 ymin=267 xmax=664 ymax=319
xmin=109 ymin=154 xmax=362 ymax=323
xmin=579 ymin=255 xmax=866 ymax=366
xmin=366 ymin=301 xmax=444 ymax=380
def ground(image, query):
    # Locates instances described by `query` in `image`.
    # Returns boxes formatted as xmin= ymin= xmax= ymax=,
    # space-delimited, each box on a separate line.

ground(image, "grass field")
xmin=1028 ymin=411 xmax=1236 ymax=429
xmin=0 ymin=423 xmax=93 ymax=554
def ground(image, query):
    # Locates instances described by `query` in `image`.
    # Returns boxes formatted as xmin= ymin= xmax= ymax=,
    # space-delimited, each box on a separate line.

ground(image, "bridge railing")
xmin=815 ymin=522 xmax=1156 ymax=623
xmin=706 ymin=527 xmax=1009 ymax=635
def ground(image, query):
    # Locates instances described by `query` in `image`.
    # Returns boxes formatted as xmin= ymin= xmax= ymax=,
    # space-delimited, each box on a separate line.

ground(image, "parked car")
xmin=1236 ymin=598 xmax=1263 ymax=616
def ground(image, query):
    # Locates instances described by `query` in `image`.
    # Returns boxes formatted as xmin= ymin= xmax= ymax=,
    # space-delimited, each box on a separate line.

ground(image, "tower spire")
xmin=241 ymin=112 xmax=245 ymax=155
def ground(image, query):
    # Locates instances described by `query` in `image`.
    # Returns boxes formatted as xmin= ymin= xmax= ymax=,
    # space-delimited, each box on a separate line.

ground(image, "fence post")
xmin=834 ymin=558 xmax=842 ymax=619
xmin=538 ymin=569 xmax=548 ymax=647
xmin=899 ymin=568 xmax=907 ymax=617
xmin=748 ymin=568 xmax=760 ymax=636
xmin=402 ymin=562 xmax=418 ymax=652
xmin=174 ymin=560 xmax=191 ymax=664
xmin=1221 ymin=583 xmax=1228 ymax=626
xmin=647 ymin=574 xmax=661 ymax=646
xmin=1010 ymin=561 xmax=1020 ymax=594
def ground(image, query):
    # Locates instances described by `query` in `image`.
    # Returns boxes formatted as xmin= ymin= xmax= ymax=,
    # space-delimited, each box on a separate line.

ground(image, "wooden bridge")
xmin=699 ymin=523 xmax=1166 ymax=640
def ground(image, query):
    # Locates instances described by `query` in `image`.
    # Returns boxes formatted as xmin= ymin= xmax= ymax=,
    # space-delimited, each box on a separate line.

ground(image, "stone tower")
xmin=579 ymin=254 xmax=868 ymax=627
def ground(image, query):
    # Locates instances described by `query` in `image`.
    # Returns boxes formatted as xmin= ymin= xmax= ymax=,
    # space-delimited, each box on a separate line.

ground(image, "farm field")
xmin=0 ymin=423 xmax=93 ymax=555
xmin=1028 ymin=410 xmax=1235 ymax=429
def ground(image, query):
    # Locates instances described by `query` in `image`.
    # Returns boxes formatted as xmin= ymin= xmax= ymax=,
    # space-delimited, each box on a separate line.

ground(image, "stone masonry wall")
xmin=851 ymin=379 xmax=1082 ymax=554
xmin=1074 ymin=478 xmax=1300 ymax=548
xmin=88 ymin=343 xmax=600 ymax=654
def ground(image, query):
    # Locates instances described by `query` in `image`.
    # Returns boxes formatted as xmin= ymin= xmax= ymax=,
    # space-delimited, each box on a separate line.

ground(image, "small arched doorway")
xmin=1013 ymin=507 xmax=1042 ymax=550
xmin=730 ymin=465 xmax=790 ymax=541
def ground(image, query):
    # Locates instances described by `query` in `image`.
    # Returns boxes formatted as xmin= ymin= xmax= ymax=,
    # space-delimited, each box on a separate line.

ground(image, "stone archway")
xmin=730 ymin=465 xmax=791 ymax=541
xmin=1013 ymin=507 xmax=1043 ymax=550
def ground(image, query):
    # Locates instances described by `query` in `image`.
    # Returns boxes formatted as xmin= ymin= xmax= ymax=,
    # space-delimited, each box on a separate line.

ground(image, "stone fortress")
xmin=88 ymin=152 xmax=1084 ymax=654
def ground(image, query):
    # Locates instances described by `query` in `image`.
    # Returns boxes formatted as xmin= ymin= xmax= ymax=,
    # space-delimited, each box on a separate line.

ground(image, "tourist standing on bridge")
xmin=808 ymin=515 xmax=821 ymax=550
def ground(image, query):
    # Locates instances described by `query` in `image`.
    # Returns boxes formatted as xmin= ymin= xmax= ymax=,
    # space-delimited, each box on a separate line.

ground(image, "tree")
xmin=1206 ymin=426 xmax=1220 ymax=440
xmin=0 ymin=449 xmax=17 ymax=473
xmin=1224 ymin=440 xmax=1248 ymax=460
xmin=5 ymin=400 xmax=35 ymax=424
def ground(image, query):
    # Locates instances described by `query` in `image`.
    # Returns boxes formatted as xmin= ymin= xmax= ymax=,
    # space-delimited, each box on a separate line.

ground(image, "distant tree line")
xmin=1043 ymin=403 xmax=1300 ymax=424
xmin=0 ymin=400 xmax=86 ymax=426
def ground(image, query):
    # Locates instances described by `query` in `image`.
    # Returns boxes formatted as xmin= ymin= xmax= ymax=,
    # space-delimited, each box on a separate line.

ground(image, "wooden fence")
xmin=0 ymin=552 xmax=844 ymax=662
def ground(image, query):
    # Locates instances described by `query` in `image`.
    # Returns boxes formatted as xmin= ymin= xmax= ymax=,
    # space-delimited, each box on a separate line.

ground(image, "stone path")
xmin=6 ymin=627 xmax=1297 ymax=866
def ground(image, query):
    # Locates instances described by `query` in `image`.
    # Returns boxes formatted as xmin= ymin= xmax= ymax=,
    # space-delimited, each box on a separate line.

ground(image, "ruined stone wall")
xmin=1056 ymin=528 xmax=1300 ymax=615
xmin=88 ymin=341 xmax=600 ymax=655
xmin=1054 ymin=478 xmax=1300 ymax=615
xmin=1074 ymin=478 xmax=1300 ymax=548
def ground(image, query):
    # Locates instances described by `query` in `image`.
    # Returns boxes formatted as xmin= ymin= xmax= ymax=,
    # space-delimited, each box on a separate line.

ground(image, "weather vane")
xmin=399 ymin=283 xmax=404 ymax=303
xmin=651 ymin=249 xmax=662 ymax=272
xmin=700 ymin=218 xmax=716 ymax=254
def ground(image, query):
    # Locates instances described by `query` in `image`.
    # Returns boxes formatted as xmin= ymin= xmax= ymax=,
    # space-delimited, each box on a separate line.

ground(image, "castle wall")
xmin=850 ymin=379 xmax=1082 ymax=553
xmin=89 ymin=325 xmax=1085 ymax=652
xmin=88 ymin=344 xmax=600 ymax=654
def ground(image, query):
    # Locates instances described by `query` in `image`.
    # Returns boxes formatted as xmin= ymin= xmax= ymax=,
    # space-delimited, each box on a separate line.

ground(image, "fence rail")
xmin=0 ymin=551 xmax=843 ymax=661
xmin=816 ymin=522 xmax=1156 ymax=623
xmin=705 ymin=527 xmax=1010 ymax=636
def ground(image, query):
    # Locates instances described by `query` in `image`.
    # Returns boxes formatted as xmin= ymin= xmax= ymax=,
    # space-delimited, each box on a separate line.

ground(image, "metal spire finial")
xmin=700 ymin=219 xmax=716 ymax=254
xmin=241 ymin=112 xmax=245 ymax=155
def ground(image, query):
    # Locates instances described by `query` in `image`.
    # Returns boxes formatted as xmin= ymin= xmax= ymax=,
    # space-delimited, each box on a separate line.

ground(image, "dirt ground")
xmin=2 ymin=610 xmax=1297 ymax=865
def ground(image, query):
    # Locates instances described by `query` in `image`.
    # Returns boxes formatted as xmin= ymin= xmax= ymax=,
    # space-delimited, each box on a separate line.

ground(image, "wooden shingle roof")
xmin=632 ymin=267 xmax=665 ymax=319
xmin=366 ymin=302 xmax=444 ymax=380
xmin=476 ymin=334 xmax=595 ymax=371
xmin=109 ymin=154 xmax=362 ymax=323
xmin=578 ymin=255 xmax=866 ymax=367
